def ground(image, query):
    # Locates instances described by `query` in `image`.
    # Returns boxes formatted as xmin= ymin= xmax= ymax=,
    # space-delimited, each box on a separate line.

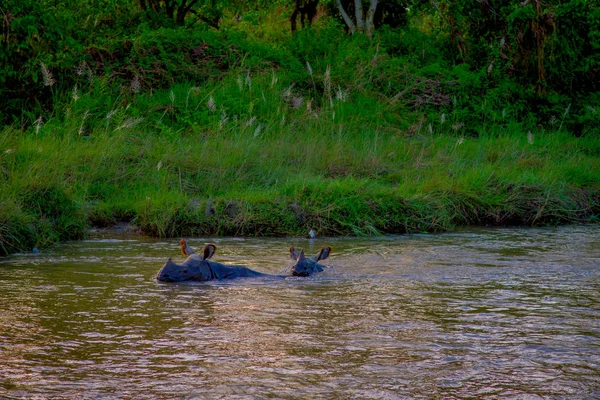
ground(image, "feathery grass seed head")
xmin=206 ymin=95 xmax=216 ymax=112
xmin=105 ymin=109 xmax=118 ymax=131
xmin=290 ymin=96 xmax=304 ymax=109
xmin=246 ymin=116 xmax=257 ymax=127
xmin=219 ymin=111 xmax=228 ymax=130
xmin=335 ymin=86 xmax=347 ymax=102
xmin=306 ymin=61 xmax=313 ymax=76
xmin=452 ymin=123 xmax=464 ymax=131
xmin=131 ymin=75 xmax=141 ymax=93
xmin=323 ymin=65 xmax=332 ymax=106
xmin=78 ymin=110 xmax=90 ymax=135
xmin=106 ymin=109 xmax=118 ymax=121
xmin=117 ymin=117 xmax=144 ymax=130
xmin=35 ymin=116 xmax=43 ymax=135
xmin=71 ymin=84 xmax=79 ymax=101
xmin=40 ymin=62 xmax=55 ymax=87
xmin=76 ymin=61 xmax=94 ymax=83
xmin=186 ymin=87 xmax=200 ymax=109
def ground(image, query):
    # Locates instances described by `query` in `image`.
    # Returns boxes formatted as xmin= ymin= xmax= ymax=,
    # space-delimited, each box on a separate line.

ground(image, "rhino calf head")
xmin=290 ymin=246 xmax=332 ymax=277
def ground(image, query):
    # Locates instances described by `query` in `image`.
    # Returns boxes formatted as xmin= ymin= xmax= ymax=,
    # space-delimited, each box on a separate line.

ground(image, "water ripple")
xmin=0 ymin=226 xmax=599 ymax=398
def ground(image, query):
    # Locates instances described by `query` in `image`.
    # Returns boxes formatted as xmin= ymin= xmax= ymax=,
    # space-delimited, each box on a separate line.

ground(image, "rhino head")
xmin=290 ymin=246 xmax=332 ymax=277
xmin=156 ymin=241 xmax=217 ymax=282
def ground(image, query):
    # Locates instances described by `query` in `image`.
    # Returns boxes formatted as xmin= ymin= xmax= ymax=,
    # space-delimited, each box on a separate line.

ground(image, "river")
xmin=1 ymin=225 xmax=599 ymax=399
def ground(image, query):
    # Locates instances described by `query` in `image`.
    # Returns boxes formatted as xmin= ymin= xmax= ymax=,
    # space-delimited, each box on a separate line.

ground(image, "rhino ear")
xmin=316 ymin=246 xmax=331 ymax=261
xmin=290 ymin=246 xmax=300 ymax=261
xmin=202 ymin=243 xmax=217 ymax=260
xmin=180 ymin=238 xmax=195 ymax=257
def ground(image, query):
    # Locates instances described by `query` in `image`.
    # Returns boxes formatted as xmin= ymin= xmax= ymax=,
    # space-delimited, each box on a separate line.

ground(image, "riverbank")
xmin=1 ymin=117 xmax=598 ymax=256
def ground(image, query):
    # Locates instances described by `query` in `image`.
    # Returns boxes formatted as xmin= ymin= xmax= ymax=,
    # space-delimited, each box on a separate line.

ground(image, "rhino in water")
xmin=289 ymin=245 xmax=331 ymax=277
xmin=156 ymin=239 xmax=331 ymax=282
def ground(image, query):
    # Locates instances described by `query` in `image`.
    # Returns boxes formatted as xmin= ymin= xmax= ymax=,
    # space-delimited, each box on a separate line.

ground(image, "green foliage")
xmin=19 ymin=184 xmax=87 ymax=241
xmin=0 ymin=202 xmax=35 ymax=256
xmin=0 ymin=186 xmax=87 ymax=256
xmin=0 ymin=0 xmax=599 ymax=255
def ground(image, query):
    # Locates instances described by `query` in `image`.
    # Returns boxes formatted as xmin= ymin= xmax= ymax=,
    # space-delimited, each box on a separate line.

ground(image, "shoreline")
xmin=5 ymin=218 xmax=599 ymax=257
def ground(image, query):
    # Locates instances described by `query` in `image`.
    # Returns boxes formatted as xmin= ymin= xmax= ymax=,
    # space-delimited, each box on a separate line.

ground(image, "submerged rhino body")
xmin=156 ymin=241 xmax=273 ymax=282
xmin=156 ymin=239 xmax=332 ymax=283
xmin=157 ymin=256 xmax=271 ymax=282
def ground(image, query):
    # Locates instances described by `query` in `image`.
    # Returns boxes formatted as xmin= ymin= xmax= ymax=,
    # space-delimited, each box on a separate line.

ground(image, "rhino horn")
xmin=298 ymin=248 xmax=306 ymax=262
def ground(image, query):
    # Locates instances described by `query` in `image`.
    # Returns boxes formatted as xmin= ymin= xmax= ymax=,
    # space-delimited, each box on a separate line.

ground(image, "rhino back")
xmin=206 ymin=261 xmax=271 ymax=280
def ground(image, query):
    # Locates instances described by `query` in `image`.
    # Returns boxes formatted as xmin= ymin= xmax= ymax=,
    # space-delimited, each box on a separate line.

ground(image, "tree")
xmin=290 ymin=0 xmax=320 ymax=32
xmin=139 ymin=0 xmax=221 ymax=28
xmin=335 ymin=0 xmax=378 ymax=36
xmin=330 ymin=0 xmax=409 ymax=36
xmin=0 ymin=0 xmax=67 ymax=124
xmin=431 ymin=0 xmax=600 ymax=97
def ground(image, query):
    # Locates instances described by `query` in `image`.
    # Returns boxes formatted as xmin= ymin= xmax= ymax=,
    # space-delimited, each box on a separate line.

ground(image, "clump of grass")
xmin=0 ymin=202 xmax=36 ymax=256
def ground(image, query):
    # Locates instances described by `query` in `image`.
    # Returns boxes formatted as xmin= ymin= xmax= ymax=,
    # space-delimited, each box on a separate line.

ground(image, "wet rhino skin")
xmin=157 ymin=255 xmax=271 ymax=282
xmin=156 ymin=240 xmax=332 ymax=283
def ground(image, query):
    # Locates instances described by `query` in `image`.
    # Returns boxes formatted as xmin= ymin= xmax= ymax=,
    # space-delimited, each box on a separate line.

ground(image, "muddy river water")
xmin=1 ymin=225 xmax=599 ymax=399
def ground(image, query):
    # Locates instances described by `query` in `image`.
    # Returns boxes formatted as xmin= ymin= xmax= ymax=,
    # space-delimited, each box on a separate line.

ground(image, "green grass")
xmin=1 ymin=69 xmax=598 ymax=255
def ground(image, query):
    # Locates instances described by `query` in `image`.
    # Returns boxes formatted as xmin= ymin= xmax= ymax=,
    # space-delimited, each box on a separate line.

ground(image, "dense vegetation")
xmin=1 ymin=0 xmax=599 ymax=255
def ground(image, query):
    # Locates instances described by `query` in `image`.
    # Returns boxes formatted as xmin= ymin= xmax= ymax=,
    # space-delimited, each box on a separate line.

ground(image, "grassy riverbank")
xmin=1 ymin=94 xmax=598 ymax=255
xmin=1 ymin=7 xmax=599 ymax=255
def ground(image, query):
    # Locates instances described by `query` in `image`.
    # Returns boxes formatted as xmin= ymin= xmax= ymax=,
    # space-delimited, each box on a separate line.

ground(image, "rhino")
xmin=289 ymin=245 xmax=331 ymax=277
xmin=156 ymin=238 xmax=332 ymax=282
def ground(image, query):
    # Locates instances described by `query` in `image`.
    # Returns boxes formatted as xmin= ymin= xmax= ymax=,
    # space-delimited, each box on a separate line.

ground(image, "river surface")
xmin=0 ymin=225 xmax=599 ymax=399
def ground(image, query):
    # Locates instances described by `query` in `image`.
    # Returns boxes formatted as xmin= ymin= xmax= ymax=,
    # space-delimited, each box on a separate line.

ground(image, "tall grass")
xmin=1 ymin=22 xmax=599 ymax=255
xmin=1 ymin=63 xmax=598 ymax=255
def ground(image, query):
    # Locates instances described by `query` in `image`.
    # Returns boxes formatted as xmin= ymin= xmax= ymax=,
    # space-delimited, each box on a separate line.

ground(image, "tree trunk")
xmin=165 ymin=1 xmax=175 ymax=20
xmin=301 ymin=0 xmax=319 ymax=28
xmin=146 ymin=0 xmax=159 ymax=13
xmin=335 ymin=0 xmax=356 ymax=34
xmin=291 ymin=0 xmax=300 ymax=32
xmin=354 ymin=0 xmax=364 ymax=33
xmin=365 ymin=0 xmax=378 ymax=38
xmin=175 ymin=0 xmax=187 ymax=25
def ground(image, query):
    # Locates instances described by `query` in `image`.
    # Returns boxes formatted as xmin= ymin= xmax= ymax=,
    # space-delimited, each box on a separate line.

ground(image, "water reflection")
xmin=0 ymin=226 xmax=599 ymax=398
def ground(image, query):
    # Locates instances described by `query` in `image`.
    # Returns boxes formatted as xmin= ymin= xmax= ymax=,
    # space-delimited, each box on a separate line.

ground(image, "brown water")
xmin=1 ymin=226 xmax=599 ymax=399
